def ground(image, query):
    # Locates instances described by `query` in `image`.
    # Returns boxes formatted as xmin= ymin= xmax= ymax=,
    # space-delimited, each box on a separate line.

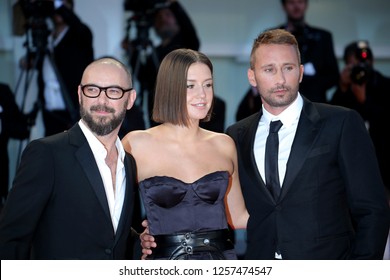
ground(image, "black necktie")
xmin=265 ymin=120 xmax=283 ymax=200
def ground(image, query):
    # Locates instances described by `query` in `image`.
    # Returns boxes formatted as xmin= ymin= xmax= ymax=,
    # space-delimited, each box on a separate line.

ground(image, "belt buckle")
xmin=181 ymin=232 xmax=193 ymax=255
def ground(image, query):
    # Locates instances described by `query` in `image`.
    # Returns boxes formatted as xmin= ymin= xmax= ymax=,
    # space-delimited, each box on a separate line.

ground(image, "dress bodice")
xmin=139 ymin=170 xmax=230 ymax=235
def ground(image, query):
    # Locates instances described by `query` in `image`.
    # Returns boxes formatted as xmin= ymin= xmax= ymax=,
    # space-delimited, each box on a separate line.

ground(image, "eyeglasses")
xmin=80 ymin=84 xmax=133 ymax=100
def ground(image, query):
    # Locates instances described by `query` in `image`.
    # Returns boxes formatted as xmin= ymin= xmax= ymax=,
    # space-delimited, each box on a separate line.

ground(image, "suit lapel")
xmin=280 ymin=99 xmax=322 ymax=200
xmin=115 ymin=153 xmax=136 ymax=241
xmin=69 ymin=125 xmax=112 ymax=221
xmin=237 ymin=113 xmax=273 ymax=199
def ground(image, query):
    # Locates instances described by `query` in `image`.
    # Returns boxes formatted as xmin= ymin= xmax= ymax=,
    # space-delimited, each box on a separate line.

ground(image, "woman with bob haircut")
xmin=122 ymin=48 xmax=248 ymax=260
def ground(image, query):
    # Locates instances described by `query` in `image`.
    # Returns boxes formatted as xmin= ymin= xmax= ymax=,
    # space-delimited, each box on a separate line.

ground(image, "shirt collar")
xmin=261 ymin=93 xmax=303 ymax=127
xmin=78 ymin=120 xmax=125 ymax=162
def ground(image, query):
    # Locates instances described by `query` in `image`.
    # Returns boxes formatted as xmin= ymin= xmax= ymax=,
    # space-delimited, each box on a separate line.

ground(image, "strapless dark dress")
xmin=139 ymin=170 xmax=237 ymax=260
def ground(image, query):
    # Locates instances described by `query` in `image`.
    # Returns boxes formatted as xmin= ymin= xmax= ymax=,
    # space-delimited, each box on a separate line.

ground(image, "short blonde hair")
xmin=250 ymin=28 xmax=301 ymax=69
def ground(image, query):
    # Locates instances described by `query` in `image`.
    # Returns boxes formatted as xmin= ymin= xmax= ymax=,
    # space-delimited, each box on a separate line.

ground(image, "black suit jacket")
xmin=226 ymin=97 xmax=390 ymax=259
xmin=0 ymin=124 xmax=138 ymax=259
xmin=331 ymin=70 xmax=390 ymax=189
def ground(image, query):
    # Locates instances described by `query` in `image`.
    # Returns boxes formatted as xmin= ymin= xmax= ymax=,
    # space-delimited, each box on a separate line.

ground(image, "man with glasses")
xmin=0 ymin=57 xmax=142 ymax=260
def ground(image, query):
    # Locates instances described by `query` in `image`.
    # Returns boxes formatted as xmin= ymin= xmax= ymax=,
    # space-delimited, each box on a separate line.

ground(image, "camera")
xmin=19 ymin=0 xmax=55 ymax=51
xmin=350 ymin=62 xmax=372 ymax=85
xmin=124 ymin=0 xmax=167 ymax=13
xmin=124 ymin=0 xmax=168 ymax=46
xmin=20 ymin=0 xmax=55 ymax=18
xmin=349 ymin=41 xmax=373 ymax=85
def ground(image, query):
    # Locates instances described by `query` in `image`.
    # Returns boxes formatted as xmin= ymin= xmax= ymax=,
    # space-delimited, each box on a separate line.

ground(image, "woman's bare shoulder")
xmin=121 ymin=129 xmax=155 ymax=153
xmin=203 ymin=129 xmax=235 ymax=145
xmin=122 ymin=129 xmax=147 ymax=143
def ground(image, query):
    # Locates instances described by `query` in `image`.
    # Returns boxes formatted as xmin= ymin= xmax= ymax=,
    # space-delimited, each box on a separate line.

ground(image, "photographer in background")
xmin=331 ymin=41 xmax=390 ymax=193
xmin=19 ymin=0 xmax=94 ymax=136
xmin=123 ymin=0 xmax=200 ymax=127
xmin=273 ymin=0 xmax=339 ymax=103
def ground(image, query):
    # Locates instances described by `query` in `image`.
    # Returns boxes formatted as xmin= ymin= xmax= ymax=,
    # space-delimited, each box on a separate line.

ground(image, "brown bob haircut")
xmin=152 ymin=48 xmax=214 ymax=127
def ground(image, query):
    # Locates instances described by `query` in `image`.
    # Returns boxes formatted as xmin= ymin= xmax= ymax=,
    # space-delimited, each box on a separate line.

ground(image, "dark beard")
xmin=80 ymin=104 xmax=127 ymax=136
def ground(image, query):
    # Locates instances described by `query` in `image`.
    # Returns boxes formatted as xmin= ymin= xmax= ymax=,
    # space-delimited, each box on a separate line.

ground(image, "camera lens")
xmin=350 ymin=62 xmax=371 ymax=85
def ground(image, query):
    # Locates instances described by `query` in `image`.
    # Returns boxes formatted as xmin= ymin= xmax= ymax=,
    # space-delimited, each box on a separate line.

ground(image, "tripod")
xmin=125 ymin=14 xmax=160 ymax=127
xmin=14 ymin=20 xmax=78 ymax=160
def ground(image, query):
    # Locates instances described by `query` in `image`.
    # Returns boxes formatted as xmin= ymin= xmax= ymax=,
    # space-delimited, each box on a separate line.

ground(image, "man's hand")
xmin=339 ymin=64 xmax=353 ymax=92
xmin=139 ymin=220 xmax=156 ymax=260
xmin=351 ymin=82 xmax=366 ymax=104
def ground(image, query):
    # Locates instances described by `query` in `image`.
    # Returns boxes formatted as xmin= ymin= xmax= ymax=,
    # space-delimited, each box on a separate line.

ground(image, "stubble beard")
xmin=263 ymin=83 xmax=299 ymax=108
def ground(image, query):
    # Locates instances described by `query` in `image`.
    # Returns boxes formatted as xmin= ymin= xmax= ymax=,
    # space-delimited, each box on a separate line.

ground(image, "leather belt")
xmin=148 ymin=229 xmax=234 ymax=260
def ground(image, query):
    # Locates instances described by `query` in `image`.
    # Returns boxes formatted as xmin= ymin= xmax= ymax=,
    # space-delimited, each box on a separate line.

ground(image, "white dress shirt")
xmin=79 ymin=120 xmax=126 ymax=233
xmin=42 ymin=26 xmax=69 ymax=111
xmin=254 ymin=94 xmax=303 ymax=187
xmin=254 ymin=94 xmax=303 ymax=259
